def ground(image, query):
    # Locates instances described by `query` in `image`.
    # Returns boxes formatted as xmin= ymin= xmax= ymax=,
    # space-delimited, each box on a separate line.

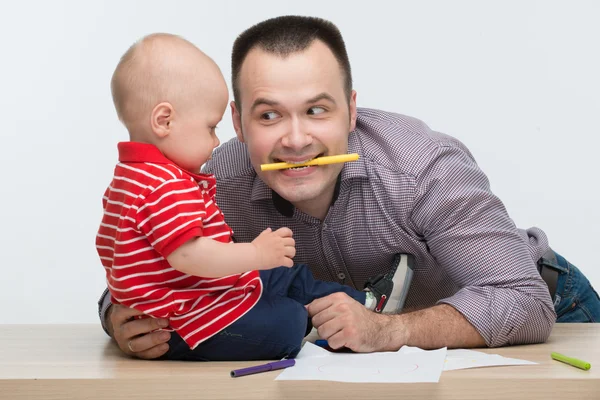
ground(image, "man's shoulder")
xmin=203 ymin=138 xmax=255 ymax=181
xmin=354 ymin=108 xmax=474 ymax=175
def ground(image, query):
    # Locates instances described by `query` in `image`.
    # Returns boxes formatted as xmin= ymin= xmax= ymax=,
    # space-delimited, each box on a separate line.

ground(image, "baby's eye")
xmin=307 ymin=106 xmax=325 ymax=115
xmin=260 ymin=111 xmax=279 ymax=121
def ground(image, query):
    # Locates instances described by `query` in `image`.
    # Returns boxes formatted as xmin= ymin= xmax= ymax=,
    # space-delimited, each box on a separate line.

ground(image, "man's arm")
xmin=382 ymin=304 xmax=486 ymax=350
xmin=308 ymin=293 xmax=485 ymax=352
xmin=310 ymin=143 xmax=556 ymax=351
xmin=408 ymin=144 xmax=556 ymax=347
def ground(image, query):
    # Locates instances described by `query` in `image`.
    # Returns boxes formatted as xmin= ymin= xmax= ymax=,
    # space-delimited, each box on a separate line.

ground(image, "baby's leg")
xmin=163 ymin=293 xmax=307 ymax=361
xmin=264 ymin=255 xmax=415 ymax=314
xmin=260 ymin=264 xmax=366 ymax=306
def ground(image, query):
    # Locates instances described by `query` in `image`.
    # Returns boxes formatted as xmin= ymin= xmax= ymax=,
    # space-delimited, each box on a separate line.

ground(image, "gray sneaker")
xmin=364 ymin=254 xmax=415 ymax=314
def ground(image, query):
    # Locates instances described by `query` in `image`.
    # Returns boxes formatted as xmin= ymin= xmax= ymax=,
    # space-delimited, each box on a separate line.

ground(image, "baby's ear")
xmin=151 ymin=102 xmax=174 ymax=138
xmin=230 ymin=101 xmax=244 ymax=142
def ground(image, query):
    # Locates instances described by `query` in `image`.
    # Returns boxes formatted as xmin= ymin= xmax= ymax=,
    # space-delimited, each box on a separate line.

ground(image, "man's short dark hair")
xmin=231 ymin=15 xmax=352 ymax=108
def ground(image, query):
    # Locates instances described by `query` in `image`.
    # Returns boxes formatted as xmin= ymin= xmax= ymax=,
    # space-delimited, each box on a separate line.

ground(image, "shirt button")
xmin=337 ymin=272 xmax=346 ymax=280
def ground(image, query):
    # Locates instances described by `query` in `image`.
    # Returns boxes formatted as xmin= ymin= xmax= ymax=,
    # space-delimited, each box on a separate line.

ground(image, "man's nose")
xmin=281 ymin=117 xmax=312 ymax=149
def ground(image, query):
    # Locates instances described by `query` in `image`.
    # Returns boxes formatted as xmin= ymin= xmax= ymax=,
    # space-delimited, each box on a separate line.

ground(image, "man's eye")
xmin=307 ymin=106 xmax=325 ymax=115
xmin=260 ymin=111 xmax=279 ymax=120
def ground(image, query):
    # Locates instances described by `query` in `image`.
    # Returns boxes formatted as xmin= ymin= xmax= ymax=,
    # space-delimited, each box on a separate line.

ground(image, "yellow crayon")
xmin=260 ymin=153 xmax=360 ymax=171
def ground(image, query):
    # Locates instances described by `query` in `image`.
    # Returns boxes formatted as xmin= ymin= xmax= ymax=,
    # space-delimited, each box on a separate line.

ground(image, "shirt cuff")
xmin=437 ymin=286 xmax=529 ymax=347
xmin=97 ymin=288 xmax=112 ymax=336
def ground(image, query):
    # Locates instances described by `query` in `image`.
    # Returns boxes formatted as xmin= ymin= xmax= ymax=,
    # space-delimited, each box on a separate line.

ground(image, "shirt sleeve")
xmin=409 ymin=144 xmax=556 ymax=347
xmin=98 ymin=187 xmax=113 ymax=335
xmin=98 ymin=288 xmax=112 ymax=336
xmin=135 ymin=178 xmax=207 ymax=257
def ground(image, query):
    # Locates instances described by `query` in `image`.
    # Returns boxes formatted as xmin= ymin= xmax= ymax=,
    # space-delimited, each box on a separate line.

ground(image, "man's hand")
xmin=251 ymin=227 xmax=296 ymax=269
xmin=307 ymin=292 xmax=403 ymax=352
xmin=309 ymin=293 xmax=487 ymax=351
xmin=106 ymin=304 xmax=171 ymax=359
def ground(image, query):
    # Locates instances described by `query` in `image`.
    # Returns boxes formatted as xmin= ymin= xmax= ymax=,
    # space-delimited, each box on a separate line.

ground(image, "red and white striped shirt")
xmin=96 ymin=142 xmax=262 ymax=349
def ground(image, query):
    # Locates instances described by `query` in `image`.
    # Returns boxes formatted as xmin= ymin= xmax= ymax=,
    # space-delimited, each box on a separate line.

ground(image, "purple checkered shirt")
xmin=99 ymin=108 xmax=556 ymax=347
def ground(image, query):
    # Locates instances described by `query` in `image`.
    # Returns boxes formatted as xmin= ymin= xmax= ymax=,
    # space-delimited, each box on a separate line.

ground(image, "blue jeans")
xmin=539 ymin=252 xmax=600 ymax=322
xmin=163 ymin=264 xmax=366 ymax=361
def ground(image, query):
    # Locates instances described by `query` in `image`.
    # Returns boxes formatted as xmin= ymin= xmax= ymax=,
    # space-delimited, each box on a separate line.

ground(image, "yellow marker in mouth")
xmin=260 ymin=153 xmax=360 ymax=171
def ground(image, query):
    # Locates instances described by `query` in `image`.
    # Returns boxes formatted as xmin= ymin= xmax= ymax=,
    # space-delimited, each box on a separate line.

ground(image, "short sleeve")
xmin=135 ymin=178 xmax=206 ymax=257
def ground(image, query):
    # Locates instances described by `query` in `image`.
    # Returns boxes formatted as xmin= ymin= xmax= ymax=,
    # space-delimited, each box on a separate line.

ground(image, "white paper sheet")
xmin=443 ymin=349 xmax=537 ymax=371
xmin=399 ymin=346 xmax=537 ymax=371
xmin=275 ymin=342 xmax=447 ymax=383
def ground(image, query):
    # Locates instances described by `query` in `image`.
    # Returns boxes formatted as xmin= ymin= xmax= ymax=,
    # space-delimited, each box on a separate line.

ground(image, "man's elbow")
xmin=527 ymin=296 xmax=556 ymax=343
xmin=503 ymin=294 xmax=556 ymax=347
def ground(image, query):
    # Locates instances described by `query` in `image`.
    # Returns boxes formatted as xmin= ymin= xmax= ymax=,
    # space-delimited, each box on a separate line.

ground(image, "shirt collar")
xmin=117 ymin=142 xmax=215 ymax=183
xmin=118 ymin=141 xmax=172 ymax=164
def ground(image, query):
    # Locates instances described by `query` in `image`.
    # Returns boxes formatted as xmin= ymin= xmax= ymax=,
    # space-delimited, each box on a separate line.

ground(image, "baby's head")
xmin=111 ymin=33 xmax=227 ymax=173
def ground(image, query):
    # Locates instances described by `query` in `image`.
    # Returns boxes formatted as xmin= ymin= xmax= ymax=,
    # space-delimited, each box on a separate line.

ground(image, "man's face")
xmin=232 ymin=40 xmax=357 ymax=216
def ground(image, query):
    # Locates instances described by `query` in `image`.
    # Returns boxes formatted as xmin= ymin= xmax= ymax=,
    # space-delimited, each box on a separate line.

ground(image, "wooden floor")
xmin=0 ymin=324 xmax=598 ymax=399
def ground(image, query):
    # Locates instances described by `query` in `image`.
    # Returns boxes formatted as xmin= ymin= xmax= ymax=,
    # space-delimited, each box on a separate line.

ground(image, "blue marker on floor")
xmin=314 ymin=340 xmax=353 ymax=353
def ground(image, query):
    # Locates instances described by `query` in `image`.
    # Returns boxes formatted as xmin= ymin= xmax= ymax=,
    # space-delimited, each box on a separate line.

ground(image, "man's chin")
xmin=271 ymin=184 xmax=321 ymax=205
xmin=261 ymin=169 xmax=334 ymax=205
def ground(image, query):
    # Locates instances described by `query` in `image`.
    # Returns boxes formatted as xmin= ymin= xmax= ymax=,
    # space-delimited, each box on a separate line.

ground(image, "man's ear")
xmin=230 ymin=101 xmax=244 ymax=142
xmin=150 ymin=102 xmax=174 ymax=138
xmin=349 ymin=90 xmax=358 ymax=132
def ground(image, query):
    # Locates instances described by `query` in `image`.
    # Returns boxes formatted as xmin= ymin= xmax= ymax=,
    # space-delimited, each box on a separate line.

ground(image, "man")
xmin=99 ymin=16 xmax=600 ymax=359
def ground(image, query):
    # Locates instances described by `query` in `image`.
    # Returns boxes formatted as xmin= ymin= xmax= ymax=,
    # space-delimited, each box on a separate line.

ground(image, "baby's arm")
xmin=136 ymin=177 xmax=295 ymax=278
xmin=166 ymin=227 xmax=295 ymax=278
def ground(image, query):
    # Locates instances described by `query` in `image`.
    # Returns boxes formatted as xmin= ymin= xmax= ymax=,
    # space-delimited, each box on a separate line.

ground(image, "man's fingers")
xmin=120 ymin=317 xmax=168 ymax=340
xmin=306 ymin=294 xmax=335 ymax=317
xmin=126 ymin=330 xmax=171 ymax=354
xmin=111 ymin=304 xmax=145 ymax=326
xmin=283 ymin=237 xmax=295 ymax=247
xmin=316 ymin=318 xmax=344 ymax=345
xmin=325 ymin=329 xmax=350 ymax=350
xmin=135 ymin=343 xmax=170 ymax=360
xmin=310 ymin=305 xmax=339 ymax=328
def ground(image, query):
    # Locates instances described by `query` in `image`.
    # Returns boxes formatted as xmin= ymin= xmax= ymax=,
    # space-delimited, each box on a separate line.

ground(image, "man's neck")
xmin=292 ymin=186 xmax=336 ymax=221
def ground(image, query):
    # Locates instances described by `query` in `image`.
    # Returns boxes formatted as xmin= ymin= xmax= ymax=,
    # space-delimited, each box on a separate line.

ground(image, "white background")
xmin=1 ymin=0 xmax=598 ymax=324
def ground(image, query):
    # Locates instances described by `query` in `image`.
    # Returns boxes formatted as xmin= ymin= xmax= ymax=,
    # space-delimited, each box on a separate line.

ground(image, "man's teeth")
xmin=285 ymin=158 xmax=315 ymax=164
xmin=271 ymin=158 xmax=316 ymax=170
xmin=285 ymin=159 xmax=314 ymax=170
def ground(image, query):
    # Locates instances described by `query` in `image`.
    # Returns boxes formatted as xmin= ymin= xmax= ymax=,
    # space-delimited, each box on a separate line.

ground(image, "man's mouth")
xmin=273 ymin=153 xmax=324 ymax=170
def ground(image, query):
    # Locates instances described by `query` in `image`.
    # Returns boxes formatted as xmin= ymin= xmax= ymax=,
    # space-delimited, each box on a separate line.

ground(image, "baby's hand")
xmin=251 ymin=227 xmax=296 ymax=269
